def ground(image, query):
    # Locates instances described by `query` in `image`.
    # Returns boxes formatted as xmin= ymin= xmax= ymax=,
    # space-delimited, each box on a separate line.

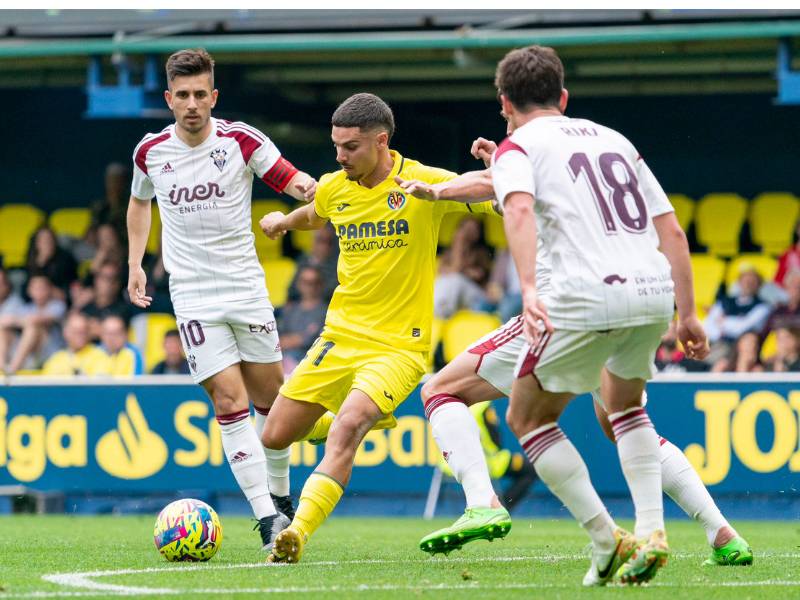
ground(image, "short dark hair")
xmin=332 ymin=93 xmax=395 ymax=139
xmin=495 ymin=45 xmax=564 ymax=111
xmin=166 ymin=48 xmax=215 ymax=87
xmin=165 ymin=329 xmax=181 ymax=339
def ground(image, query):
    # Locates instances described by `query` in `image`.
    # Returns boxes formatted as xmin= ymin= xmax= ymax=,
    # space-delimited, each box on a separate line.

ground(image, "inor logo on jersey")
xmin=387 ymin=191 xmax=406 ymax=210
xmin=337 ymin=219 xmax=409 ymax=240
xmin=169 ymin=182 xmax=226 ymax=205
xmin=210 ymin=148 xmax=227 ymax=172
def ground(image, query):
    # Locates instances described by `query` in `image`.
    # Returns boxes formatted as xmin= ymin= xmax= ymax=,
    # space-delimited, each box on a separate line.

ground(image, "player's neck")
xmin=513 ymin=107 xmax=563 ymax=129
xmin=174 ymin=119 xmax=214 ymax=148
xmin=358 ymin=151 xmax=395 ymax=189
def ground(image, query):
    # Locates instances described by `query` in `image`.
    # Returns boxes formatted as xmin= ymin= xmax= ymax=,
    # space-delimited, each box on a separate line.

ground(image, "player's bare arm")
xmin=260 ymin=201 xmax=327 ymax=239
xmin=503 ymin=191 xmax=552 ymax=346
xmin=126 ymin=194 xmax=153 ymax=309
xmin=653 ymin=212 xmax=709 ymax=361
xmin=393 ymin=170 xmax=494 ymax=203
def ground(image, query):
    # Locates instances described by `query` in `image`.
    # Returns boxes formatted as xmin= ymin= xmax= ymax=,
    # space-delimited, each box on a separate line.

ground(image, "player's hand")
xmin=394 ymin=176 xmax=440 ymax=201
xmin=471 ymin=137 xmax=498 ymax=168
xmin=521 ymin=287 xmax=553 ymax=347
xmin=677 ymin=315 xmax=710 ymax=361
xmin=127 ymin=265 xmax=152 ymax=309
xmin=295 ymin=178 xmax=317 ymax=202
xmin=260 ymin=211 xmax=288 ymax=239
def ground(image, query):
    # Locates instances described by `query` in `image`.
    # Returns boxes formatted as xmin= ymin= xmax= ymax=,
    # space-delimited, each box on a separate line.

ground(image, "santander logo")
xmin=169 ymin=182 xmax=225 ymax=205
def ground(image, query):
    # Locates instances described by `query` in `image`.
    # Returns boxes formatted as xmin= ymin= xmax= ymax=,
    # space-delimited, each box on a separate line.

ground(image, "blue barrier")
xmin=1 ymin=375 xmax=799 ymax=498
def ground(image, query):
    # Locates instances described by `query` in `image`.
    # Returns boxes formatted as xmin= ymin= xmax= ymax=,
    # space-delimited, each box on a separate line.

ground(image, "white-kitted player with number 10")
xmin=126 ymin=48 xmax=317 ymax=551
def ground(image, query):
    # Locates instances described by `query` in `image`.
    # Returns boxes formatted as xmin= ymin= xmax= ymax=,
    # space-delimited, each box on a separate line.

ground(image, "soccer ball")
xmin=153 ymin=498 xmax=223 ymax=562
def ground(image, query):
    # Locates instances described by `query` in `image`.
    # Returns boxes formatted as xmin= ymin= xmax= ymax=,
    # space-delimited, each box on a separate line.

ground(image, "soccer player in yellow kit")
xmin=258 ymin=93 xmax=501 ymax=563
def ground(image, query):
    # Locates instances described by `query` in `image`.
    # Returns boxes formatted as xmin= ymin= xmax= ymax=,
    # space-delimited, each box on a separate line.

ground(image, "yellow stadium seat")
xmin=485 ymin=212 xmax=507 ymax=250
xmin=0 ymin=203 xmax=45 ymax=268
xmin=146 ymin=201 xmax=161 ymax=255
xmin=694 ymin=193 xmax=747 ymax=257
xmin=760 ymin=330 xmax=777 ymax=362
xmin=668 ymin=194 xmax=695 ymax=232
xmin=428 ymin=316 xmax=445 ymax=372
xmin=292 ymin=228 xmax=314 ymax=254
xmin=263 ymin=258 xmax=296 ymax=308
xmin=49 ymin=207 xmax=91 ymax=240
xmin=690 ymin=254 xmax=726 ymax=318
xmin=749 ymin=192 xmax=800 ymax=256
xmin=442 ymin=310 xmax=501 ymax=363
xmin=725 ymin=254 xmax=779 ymax=292
xmin=252 ymin=200 xmax=289 ymax=261
xmin=129 ymin=313 xmax=177 ymax=373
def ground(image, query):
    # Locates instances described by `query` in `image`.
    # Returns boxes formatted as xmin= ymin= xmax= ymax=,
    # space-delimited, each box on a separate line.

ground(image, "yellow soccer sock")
xmin=298 ymin=412 xmax=334 ymax=443
xmin=291 ymin=472 xmax=344 ymax=539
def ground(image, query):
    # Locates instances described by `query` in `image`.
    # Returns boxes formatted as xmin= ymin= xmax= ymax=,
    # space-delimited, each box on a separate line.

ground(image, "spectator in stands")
xmin=775 ymin=219 xmax=800 ymax=287
xmin=764 ymin=326 xmax=800 ymax=372
xmin=704 ymin=262 xmax=771 ymax=347
xmin=279 ymin=265 xmax=327 ymax=372
xmin=765 ymin=271 xmax=800 ymax=332
xmin=99 ymin=314 xmax=143 ymax=376
xmin=655 ymin=320 xmax=709 ymax=373
xmin=42 ymin=312 xmax=109 ymax=376
xmin=482 ymin=249 xmax=522 ymax=323
xmin=89 ymin=224 xmax=126 ymax=276
xmin=151 ymin=329 xmax=190 ymax=375
xmin=25 ymin=226 xmax=77 ymax=299
xmin=0 ymin=274 xmax=66 ymax=374
xmin=80 ymin=261 xmax=130 ymax=339
xmin=0 ymin=269 xmax=24 ymax=318
xmin=90 ymin=162 xmax=131 ymax=242
xmin=288 ymin=224 xmax=339 ymax=302
xmin=711 ymin=331 xmax=764 ymax=373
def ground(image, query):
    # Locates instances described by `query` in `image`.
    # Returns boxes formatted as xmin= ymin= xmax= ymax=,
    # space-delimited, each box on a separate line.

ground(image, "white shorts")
xmin=469 ymin=316 xmax=667 ymax=397
xmin=174 ymin=297 xmax=282 ymax=384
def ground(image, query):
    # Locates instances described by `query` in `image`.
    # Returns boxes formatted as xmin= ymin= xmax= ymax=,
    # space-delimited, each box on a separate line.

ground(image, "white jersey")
xmin=492 ymin=115 xmax=675 ymax=331
xmin=131 ymin=117 xmax=297 ymax=311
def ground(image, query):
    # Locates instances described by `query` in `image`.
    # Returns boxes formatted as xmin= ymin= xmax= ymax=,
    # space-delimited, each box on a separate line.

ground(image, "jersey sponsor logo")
xmin=387 ymin=191 xmax=406 ymax=210
xmin=335 ymin=202 xmax=351 ymax=212
xmin=248 ymin=321 xmax=277 ymax=334
xmin=210 ymin=148 xmax=227 ymax=172
xmin=336 ymin=219 xmax=410 ymax=240
xmin=168 ymin=182 xmax=226 ymax=205
xmin=160 ymin=162 xmax=174 ymax=174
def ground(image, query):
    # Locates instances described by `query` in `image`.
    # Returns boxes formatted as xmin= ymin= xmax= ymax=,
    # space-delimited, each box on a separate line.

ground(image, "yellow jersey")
xmin=42 ymin=345 xmax=111 ymax=376
xmin=314 ymin=150 xmax=494 ymax=352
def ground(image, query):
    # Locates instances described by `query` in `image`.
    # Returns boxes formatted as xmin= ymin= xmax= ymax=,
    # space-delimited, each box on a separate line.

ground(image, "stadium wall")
xmin=1 ymin=375 xmax=798 ymax=518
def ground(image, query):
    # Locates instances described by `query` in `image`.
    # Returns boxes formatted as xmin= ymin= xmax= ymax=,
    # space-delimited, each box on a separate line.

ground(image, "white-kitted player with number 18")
xmin=126 ymin=48 xmax=317 ymax=551
xmin=488 ymin=45 xmax=709 ymax=586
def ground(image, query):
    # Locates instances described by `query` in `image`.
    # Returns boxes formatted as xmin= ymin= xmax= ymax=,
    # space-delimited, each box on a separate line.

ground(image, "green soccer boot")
xmin=419 ymin=507 xmax=512 ymax=555
xmin=704 ymin=536 xmax=753 ymax=566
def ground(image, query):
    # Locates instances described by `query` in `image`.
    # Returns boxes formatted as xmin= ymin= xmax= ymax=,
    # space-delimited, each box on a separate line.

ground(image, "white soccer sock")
xmin=217 ymin=408 xmax=276 ymax=519
xmin=254 ymin=407 xmax=291 ymax=497
xmin=520 ymin=423 xmax=616 ymax=554
xmin=659 ymin=436 xmax=731 ymax=546
xmin=609 ymin=407 xmax=664 ymax=538
xmin=425 ymin=394 xmax=496 ymax=508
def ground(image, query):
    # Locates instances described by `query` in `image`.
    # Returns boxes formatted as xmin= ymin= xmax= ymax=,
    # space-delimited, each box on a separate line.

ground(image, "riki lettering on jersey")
xmin=560 ymin=127 xmax=598 ymax=137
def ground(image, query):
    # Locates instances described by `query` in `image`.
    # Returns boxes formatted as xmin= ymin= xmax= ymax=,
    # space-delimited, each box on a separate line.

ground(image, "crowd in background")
xmin=1 ymin=161 xmax=799 ymax=376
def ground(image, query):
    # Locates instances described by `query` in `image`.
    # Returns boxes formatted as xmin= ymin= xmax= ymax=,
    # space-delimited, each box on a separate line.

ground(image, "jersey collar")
xmin=170 ymin=117 xmax=218 ymax=151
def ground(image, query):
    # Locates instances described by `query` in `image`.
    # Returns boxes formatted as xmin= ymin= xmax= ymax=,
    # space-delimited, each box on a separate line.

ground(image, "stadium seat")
xmin=441 ymin=310 xmax=501 ymax=363
xmin=129 ymin=313 xmax=177 ymax=373
xmin=292 ymin=228 xmax=314 ymax=255
xmin=690 ymin=254 xmax=726 ymax=318
xmin=760 ymin=330 xmax=778 ymax=362
xmin=725 ymin=254 xmax=779 ymax=292
xmin=0 ymin=203 xmax=45 ymax=268
xmin=252 ymin=199 xmax=289 ymax=261
xmin=694 ymin=193 xmax=748 ymax=257
xmin=749 ymin=192 xmax=800 ymax=256
xmin=484 ymin=212 xmax=507 ymax=250
xmin=146 ymin=201 xmax=161 ymax=255
xmin=263 ymin=258 xmax=296 ymax=308
xmin=49 ymin=207 xmax=91 ymax=240
xmin=668 ymin=194 xmax=695 ymax=232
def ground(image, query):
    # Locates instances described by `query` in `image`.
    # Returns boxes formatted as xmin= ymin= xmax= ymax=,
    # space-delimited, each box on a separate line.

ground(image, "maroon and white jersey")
xmin=492 ymin=115 xmax=675 ymax=331
xmin=131 ymin=118 xmax=297 ymax=311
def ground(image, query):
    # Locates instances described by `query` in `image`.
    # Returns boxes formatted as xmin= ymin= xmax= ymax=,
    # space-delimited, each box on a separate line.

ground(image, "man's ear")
xmin=164 ymin=89 xmax=173 ymax=110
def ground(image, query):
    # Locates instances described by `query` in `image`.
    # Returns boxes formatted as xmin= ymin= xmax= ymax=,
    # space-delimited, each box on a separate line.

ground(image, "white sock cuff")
xmin=519 ymin=423 xmax=565 ymax=464
xmin=424 ymin=393 xmax=466 ymax=420
xmin=608 ymin=407 xmax=653 ymax=441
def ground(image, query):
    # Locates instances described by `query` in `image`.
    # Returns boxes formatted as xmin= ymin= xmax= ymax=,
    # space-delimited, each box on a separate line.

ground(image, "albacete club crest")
xmin=210 ymin=148 xmax=227 ymax=172
xmin=387 ymin=191 xmax=406 ymax=210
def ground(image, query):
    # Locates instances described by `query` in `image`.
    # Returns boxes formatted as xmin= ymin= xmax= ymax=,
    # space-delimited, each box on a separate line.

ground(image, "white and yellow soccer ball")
xmin=153 ymin=498 xmax=223 ymax=562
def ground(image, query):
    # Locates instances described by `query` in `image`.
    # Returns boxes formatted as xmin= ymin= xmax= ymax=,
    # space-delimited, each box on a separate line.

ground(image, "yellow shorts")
xmin=279 ymin=330 xmax=427 ymax=430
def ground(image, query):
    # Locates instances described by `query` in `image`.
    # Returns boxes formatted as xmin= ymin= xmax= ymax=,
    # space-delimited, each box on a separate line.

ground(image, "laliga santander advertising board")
xmin=0 ymin=375 xmax=799 ymax=495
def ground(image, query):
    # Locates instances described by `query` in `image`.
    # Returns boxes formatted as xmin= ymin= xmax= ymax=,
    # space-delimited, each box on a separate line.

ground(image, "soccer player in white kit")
xmin=126 ymin=49 xmax=317 ymax=550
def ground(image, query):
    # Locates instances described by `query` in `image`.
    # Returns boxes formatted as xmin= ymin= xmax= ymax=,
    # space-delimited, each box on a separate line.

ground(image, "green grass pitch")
xmin=0 ymin=515 xmax=796 ymax=598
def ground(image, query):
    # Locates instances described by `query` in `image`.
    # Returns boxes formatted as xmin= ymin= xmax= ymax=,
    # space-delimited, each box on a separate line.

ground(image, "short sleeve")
xmin=636 ymin=157 xmax=673 ymax=217
xmin=248 ymin=133 xmax=299 ymax=193
xmin=491 ymin=138 xmax=534 ymax=211
xmin=131 ymin=157 xmax=154 ymax=200
xmin=313 ymin=173 xmax=335 ymax=220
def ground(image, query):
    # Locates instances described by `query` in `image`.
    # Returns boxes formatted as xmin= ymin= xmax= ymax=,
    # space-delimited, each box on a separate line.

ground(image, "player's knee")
xmin=326 ymin=413 xmax=368 ymax=455
xmin=420 ymin=377 xmax=439 ymax=403
xmin=210 ymin=387 xmax=247 ymax=417
xmin=260 ymin=420 xmax=291 ymax=451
